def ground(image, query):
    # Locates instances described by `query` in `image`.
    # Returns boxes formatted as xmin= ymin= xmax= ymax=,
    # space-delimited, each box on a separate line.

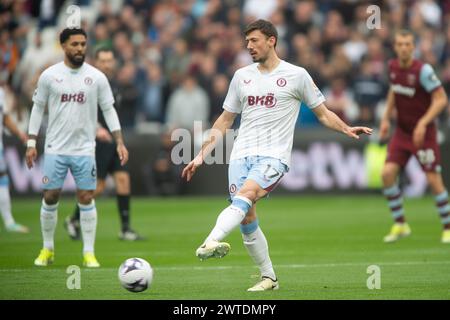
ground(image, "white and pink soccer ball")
xmin=118 ymin=257 xmax=154 ymax=292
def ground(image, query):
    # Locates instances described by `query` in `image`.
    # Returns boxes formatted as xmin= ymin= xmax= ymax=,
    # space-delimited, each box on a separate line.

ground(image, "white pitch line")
xmin=155 ymin=260 xmax=450 ymax=271
xmin=0 ymin=260 xmax=449 ymax=272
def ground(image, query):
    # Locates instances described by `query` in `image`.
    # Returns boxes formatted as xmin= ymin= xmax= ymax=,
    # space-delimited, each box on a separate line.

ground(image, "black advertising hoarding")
xmin=4 ymin=128 xmax=449 ymax=197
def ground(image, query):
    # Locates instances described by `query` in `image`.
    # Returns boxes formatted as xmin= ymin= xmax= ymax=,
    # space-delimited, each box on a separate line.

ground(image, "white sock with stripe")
xmin=79 ymin=201 xmax=97 ymax=254
xmin=40 ymin=199 xmax=58 ymax=250
xmin=204 ymin=196 xmax=252 ymax=243
xmin=435 ymin=190 xmax=450 ymax=229
xmin=241 ymin=220 xmax=276 ymax=280
xmin=383 ymin=184 xmax=405 ymax=223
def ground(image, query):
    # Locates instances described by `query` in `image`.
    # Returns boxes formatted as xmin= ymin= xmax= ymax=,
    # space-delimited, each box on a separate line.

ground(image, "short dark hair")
xmin=395 ymin=29 xmax=415 ymax=41
xmin=244 ymin=19 xmax=278 ymax=47
xmin=95 ymin=47 xmax=115 ymax=59
xmin=59 ymin=28 xmax=87 ymax=44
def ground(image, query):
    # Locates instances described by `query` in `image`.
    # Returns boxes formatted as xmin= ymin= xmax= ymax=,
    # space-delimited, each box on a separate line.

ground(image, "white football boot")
xmin=247 ymin=277 xmax=279 ymax=292
xmin=195 ymin=240 xmax=230 ymax=260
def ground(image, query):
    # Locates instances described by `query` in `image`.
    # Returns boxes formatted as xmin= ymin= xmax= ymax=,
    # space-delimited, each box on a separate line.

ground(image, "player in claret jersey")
xmin=26 ymin=28 xmax=129 ymax=267
xmin=379 ymin=29 xmax=450 ymax=244
xmin=182 ymin=19 xmax=372 ymax=291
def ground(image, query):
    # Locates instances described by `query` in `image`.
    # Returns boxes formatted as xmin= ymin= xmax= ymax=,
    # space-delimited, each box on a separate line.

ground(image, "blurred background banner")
xmin=5 ymin=127 xmax=449 ymax=197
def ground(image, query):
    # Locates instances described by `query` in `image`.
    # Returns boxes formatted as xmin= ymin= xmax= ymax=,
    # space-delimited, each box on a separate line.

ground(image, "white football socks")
xmin=79 ymin=201 xmax=97 ymax=254
xmin=40 ymin=200 xmax=58 ymax=250
xmin=242 ymin=226 xmax=276 ymax=281
xmin=204 ymin=196 xmax=252 ymax=243
xmin=0 ymin=185 xmax=14 ymax=227
xmin=205 ymin=205 xmax=246 ymax=243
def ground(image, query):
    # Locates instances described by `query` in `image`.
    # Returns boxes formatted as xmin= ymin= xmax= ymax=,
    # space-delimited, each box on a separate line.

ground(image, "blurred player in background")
xmin=64 ymin=48 xmax=143 ymax=241
xmin=380 ymin=30 xmax=450 ymax=244
xmin=0 ymin=86 xmax=29 ymax=233
xmin=26 ymin=28 xmax=129 ymax=267
xmin=182 ymin=20 xmax=372 ymax=291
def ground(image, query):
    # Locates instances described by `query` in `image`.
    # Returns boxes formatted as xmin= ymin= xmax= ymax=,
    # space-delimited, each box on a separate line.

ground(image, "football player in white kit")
xmin=182 ymin=20 xmax=372 ymax=291
xmin=26 ymin=28 xmax=129 ymax=268
xmin=0 ymin=86 xmax=29 ymax=233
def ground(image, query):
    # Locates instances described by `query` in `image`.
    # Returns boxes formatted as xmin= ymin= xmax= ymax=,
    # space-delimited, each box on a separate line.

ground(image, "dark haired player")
xmin=64 ymin=48 xmax=143 ymax=241
xmin=26 ymin=28 xmax=129 ymax=267
xmin=380 ymin=30 xmax=450 ymax=244
xmin=182 ymin=20 xmax=372 ymax=291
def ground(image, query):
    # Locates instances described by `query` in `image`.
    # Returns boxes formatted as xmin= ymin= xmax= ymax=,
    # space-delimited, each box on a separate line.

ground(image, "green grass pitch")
xmin=0 ymin=195 xmax=449 ymax=300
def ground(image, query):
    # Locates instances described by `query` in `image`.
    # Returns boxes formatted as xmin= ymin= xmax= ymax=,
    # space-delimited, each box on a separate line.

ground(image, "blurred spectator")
xmin=164 ymin=38 xmax=191 ymax=87
xmin=30 ymin=0 xmax=65 ymax=31
xmin=0 ymin=28 xmax=19 ymax=83
xmin=353 ymin=59 xmax=387 ymax=125
xmin=13 ymin=31 xmax=63 ymax=101
xmin=286 ymin=0 xmax=321 ymax=40
xmin=166 ymin=74 xmax=210 ymax=131
xmin=209 ymin=74 xmax=229 ymax=123
xmin=91 ymin=21 xmax=113 ymax=51
xmin=416 ymin=0 xmax=442 ymax=28
xmin=361 ymin=36 xmax=387 ymax=78
xmin=194 ymin=53 xmax=217 ymax=99
xmin=322 ymin=77 xmax=358 ymax=124
xmin=116 ymin=62 xmax=141 ymax=129
xmin=321 ymin=10 xmax=349 ymax=58
xmin=243 ymin=0 xmax=278 ymax=22
xmin=343 ymin=30 xmax=368 ymax=65
xmin=141 ymin=62 xmax=166 ymax=123
xmin=149 ymin=131 xmax=185 ymax=196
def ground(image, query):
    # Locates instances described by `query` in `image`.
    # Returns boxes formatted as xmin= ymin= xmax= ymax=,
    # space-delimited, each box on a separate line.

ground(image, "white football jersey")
xmin=0 ymin=87 xmax=5 ymax=150
xmin=32 ymin=62 xmax=115 ymax=156
xmin=223 ymin=60 xmax=325 ymax=167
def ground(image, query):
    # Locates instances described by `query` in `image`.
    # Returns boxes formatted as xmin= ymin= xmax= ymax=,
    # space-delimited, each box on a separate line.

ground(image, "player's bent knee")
xmin=43 ymin=190 xmax=60 ymax=205
xmin=77 ymin=191 xmax=95 ymax=205
xmin=381 ymin=168 xmax=396 ymax=185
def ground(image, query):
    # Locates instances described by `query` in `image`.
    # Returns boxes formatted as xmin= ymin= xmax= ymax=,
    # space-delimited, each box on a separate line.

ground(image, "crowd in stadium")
xmin=1 ymin=0 xmax=450 ymax=134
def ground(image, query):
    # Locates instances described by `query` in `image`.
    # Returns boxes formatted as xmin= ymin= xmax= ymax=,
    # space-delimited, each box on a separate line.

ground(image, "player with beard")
xmin=26 ymin=28 xmax=129 ymax=267
xmin=64 ymin=48 xmax=143 ymax=241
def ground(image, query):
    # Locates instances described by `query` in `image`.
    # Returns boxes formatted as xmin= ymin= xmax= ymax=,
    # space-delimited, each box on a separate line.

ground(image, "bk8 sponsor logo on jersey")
xmin=248 ymin=93 xmax=277 ymax=108
xmin=61 ymin=91 xmax=87 ymax=104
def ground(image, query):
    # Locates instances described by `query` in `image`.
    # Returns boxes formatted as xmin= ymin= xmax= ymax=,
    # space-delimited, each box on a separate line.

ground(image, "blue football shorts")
xmin=42 ymin=154 xmax=97 ymax=190
xmin=228 ymin=155 xmax=288 ymax=200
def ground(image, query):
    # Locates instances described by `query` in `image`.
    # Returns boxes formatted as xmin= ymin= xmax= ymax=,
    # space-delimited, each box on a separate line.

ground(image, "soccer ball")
xmin=118 ymin=257 xmax=154 ymax=292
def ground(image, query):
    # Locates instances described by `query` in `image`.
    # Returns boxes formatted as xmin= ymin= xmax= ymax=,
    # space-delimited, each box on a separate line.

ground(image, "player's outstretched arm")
xmin=182 ymin=110 xmax=237 ymax=182
xmin=312 ymin=103 xmax=372 ymax=139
